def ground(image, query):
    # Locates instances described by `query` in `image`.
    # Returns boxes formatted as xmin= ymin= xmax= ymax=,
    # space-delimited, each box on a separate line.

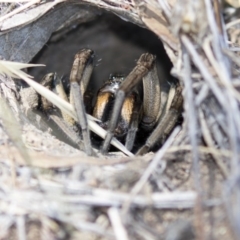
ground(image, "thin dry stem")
xmin=0 ymin=0 xmax=40 ymax=22
xmin=108 ymin=208 xmax=129 ymax=240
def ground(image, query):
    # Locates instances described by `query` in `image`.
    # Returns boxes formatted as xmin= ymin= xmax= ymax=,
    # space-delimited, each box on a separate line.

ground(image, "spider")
xmin=36 ymin=48 xmax=183 ymax=156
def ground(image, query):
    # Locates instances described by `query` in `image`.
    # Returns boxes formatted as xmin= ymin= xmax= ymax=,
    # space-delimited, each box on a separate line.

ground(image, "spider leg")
xmin=39 ymin=73 xmax=54 ymax=111
xmin=49 ymin=113 xmax=85 ymax=150
xmin=54 ymin=75 xmax=75 ymax=126
xmin=125 ymin=94 xmax=142 ymax=151
xmin=136 ymin=83 xmax=183 ymax=155
xmin=39 ymin=73 xmax=85 ymax=151
xmin=125 ymin=56 xmax=161 ymax=152
xmin=141 ymin=58 xmax=162 ymax=131
xmin=101 ymin=53 xmax=156 ymax=154
xmin=69 ymin=49 xmax=94 ymax=156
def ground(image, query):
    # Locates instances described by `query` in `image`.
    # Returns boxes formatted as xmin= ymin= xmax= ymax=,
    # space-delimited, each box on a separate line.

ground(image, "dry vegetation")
xmin=0 ymin=0 xmax=240 ymax=239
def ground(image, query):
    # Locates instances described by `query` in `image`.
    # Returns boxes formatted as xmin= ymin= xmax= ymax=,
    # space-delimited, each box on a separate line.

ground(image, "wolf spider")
xmin=37 ymin=49 xmax=183 ymax=156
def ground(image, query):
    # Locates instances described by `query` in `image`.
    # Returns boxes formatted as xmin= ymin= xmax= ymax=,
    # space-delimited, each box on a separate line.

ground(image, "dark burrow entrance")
xmin=28 ymin=11 xmax=177 ymax=153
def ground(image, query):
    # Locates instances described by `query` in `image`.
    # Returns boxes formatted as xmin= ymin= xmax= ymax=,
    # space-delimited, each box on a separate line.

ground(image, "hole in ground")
xmin=28 ymin=11 xmax=176 ymax=153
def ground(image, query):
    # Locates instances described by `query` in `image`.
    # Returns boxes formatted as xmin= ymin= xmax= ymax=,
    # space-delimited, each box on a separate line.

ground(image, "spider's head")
xmin=99 ymin=73 xmax=125 ymax=94
xmin=109 ymin=73 xmax=125 ymax=82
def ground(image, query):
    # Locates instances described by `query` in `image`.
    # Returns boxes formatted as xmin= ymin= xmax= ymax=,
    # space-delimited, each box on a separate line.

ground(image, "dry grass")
xmin=0 ymin=0 xmax=240 ymax=239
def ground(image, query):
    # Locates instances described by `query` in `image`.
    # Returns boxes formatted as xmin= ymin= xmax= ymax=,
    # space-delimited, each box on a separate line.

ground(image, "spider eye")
xmin=109 ymin=74 xmax=115 ymax=80
xmin=109 ymin=73 xmax=125 ymax=82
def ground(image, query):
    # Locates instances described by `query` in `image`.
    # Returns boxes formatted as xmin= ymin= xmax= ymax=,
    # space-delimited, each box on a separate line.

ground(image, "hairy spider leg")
xmin=141 ymin=60 xmax=161 ymax=130
xmin=124 ymin=59 xmax=162 ymax=151
xmin=39 ymin=73 xmax=85 ymax=150
xmin=54 ymin=75 xmax=75 ymax=126
xmin=101 ymin=53 xmax=156 ymax=154
xmin=136 ymin=83 xmax=183 ymax=155
xmin=124 ymin=93 xmax=142 ymax=151
xmin=69 ymin=49 xmax=95 ymax=156
xmin=40 ymin=73 xmax=54 ymax=111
